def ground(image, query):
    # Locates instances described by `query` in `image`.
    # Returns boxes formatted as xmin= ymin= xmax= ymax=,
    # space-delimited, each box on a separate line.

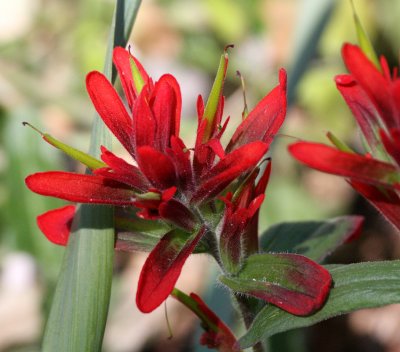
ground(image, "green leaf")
xmin=219 ymin=253 xmax=331 ymax=316
xmin=260 ymin=216 xmax=363 ymax=262
xmin=42 ymin=205 xmax=114 ymax=351
xmin=42 ymin=1 xmax=142 ymax=351
xmin=239 ymin=261 xmax=400 ymax=348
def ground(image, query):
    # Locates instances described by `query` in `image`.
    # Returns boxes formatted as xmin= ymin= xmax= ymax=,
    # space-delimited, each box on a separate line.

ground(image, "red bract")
xmin=290 ymin=43 xmax=400 ymax=231
xmin=26 ymin=46 xmax=326 ymax=314
xmin=219 ymin=162 xmax=271 ymax=274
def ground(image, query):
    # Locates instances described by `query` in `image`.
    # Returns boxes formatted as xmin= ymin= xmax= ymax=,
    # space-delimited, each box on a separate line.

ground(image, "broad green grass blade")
xmin=239 ymin=261 xmax=400 ymax=348
xmin=287 ymin=0 xmax=336 ymax=105
xmin=42 ymin=1 xmax=142 ymax=351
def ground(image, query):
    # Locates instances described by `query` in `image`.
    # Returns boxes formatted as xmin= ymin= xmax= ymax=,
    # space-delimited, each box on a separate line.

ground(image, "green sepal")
xmin=43 ymin=134 xmax=106 ymax=170
xmin=202 ymin=46 xmax=231 ymax=142
xmin=350 ymin=0 xmax=380 ymax=69
xmin=23 ymin=122 xmax=106 ymax=170
xmin=326 ymin=131 xmax=354 ymax=153
xmin=130 ymin=57 xmax=145 ymax=94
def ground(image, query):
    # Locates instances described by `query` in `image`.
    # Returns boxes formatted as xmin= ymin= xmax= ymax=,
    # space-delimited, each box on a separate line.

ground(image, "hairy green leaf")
xmin=220 ymin=253 xmax=331 ymax=316
xmin=260 ymin=216 xmax=363 ymax=262
xmin=239 ymin=261 xmax=400 ymax=348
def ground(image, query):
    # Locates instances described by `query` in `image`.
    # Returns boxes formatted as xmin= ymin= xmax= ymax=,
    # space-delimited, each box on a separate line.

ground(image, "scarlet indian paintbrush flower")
xmin=26 ymin=46 xmax=332 ymax=316
xmin=290 ymin=43 xmax=400 ymax=231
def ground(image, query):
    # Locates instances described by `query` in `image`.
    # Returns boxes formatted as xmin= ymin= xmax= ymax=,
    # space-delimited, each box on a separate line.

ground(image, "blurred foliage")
xmin=1 ymin=0 xmax=400 ymax=350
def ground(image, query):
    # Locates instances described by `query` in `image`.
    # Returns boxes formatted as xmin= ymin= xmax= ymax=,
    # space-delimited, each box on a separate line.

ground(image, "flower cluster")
xmin=26 ymin=46 xmax=331 ymax=319
xmin=290 ymin=44 xmax=400 ymax=231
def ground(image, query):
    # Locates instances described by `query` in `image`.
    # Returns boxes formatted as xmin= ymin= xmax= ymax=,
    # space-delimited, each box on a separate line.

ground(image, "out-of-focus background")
xmin=1 ymin=0 xmax=400 ymax=351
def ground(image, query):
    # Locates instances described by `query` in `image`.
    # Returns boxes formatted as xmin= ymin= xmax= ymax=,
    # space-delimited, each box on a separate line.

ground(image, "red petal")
xmin=192 ymin=141 xmax=268 ymax=203
xmin=197 ymin=94 xmax=204 ymax=122
xmin=255 ymin=160 xmax=272 ymax=196
xmin=26 ymin=171 xmax=135 ymax=205
xmin=132 ymin=88 xmax=156 ymax=150
xmin=342 ymin=44 xmax=397 ymax=129
xmin=227 ymin=69 xmax=287 ymax=151
xmin=136 ymin=146 xmax=177 ymax=189
xmin=136 ymin=226 xmax=206 ymax=313
xmin=289 ymin=142 xmax=399 ymax=186
xmin=159 ymin=199 xmax=198 ymax=231
xmin=380 ymin=128 xmax=400 ymax=167
xmin=351 ymin=180 xmax=400 ymax=232
xmin=113 ymin=47 xmax=149 ymax=107
xmin=168 ymin=136 xmax=193 ymax=191
xmin=151 ymin=74 xmax=182 ymax=152
xmin=37 ymin=205 xmax=76 ymax=246
xmin=189 ymin=293 xmax=238 ymax=351
xmin=86 ymin=71 xmax=135 ymax=156
xmin=97 ymin=146 xmax=149 ymax=191
xmin=335 ymin=74 xmax=381 ymax=149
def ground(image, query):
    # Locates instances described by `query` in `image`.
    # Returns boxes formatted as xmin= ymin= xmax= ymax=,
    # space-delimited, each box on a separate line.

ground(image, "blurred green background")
xmin=1 ymin=0 xmax=400 ymax=351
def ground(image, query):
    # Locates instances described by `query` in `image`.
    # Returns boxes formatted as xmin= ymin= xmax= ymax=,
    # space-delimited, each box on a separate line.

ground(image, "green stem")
xmin=171 ymin=288 xmax=220 ymax=333
xmin=41 ymin=1 xmax=141 ymax=351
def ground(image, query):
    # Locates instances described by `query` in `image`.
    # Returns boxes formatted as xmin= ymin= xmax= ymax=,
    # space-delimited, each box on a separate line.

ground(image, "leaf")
xmin=136 ymin=226 xmax=206 ymax=313
xmin=260 ymin=216 xmax=364 ymax=262
xmin=42 ymin=1 xmax=142 ymax=351
xmin=341 ymin=44 xmax=395 ymax=130
xmin=350 ymin=0 xmax=380 ymax=69
xmin=219 ymin=253 xmax=331 ymax=316
xmin=238 ymin=261 xmax=400 ymax=348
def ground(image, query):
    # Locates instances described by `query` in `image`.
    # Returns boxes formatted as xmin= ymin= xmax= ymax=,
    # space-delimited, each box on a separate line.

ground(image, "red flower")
xmin=219 ymin=161 xmax=271 ymax=274
xmin=289 ymin=43 xmax=400 ymax=230
xmin=26 ymin=46 xmax=332 ymax=315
